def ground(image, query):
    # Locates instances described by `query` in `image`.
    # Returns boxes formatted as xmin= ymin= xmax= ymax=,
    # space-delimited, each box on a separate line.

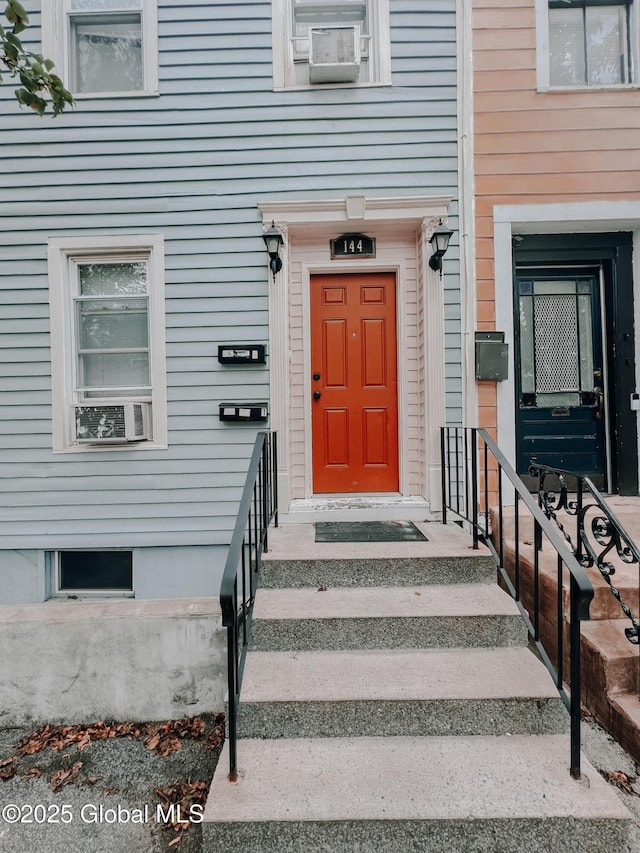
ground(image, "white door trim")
xmin=259 ymin=195 xmax=451 ymax=514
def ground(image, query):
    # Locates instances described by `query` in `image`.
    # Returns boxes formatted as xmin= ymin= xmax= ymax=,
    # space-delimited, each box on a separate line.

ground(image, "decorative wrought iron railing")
xmin=220 ymin=431 xmax=278 ymax=781
xmin=531 ymin=464 xmax=640 ymax=646
xmin=441 ymin=427 xmax=594 ymax=778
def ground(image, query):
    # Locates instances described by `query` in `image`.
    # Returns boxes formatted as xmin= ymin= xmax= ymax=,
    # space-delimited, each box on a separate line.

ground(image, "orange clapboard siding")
xmin=476 ymin=149 xmax=640 ymax=176
xmin=472 ymin=0 xmax=640 ymax=451
xmin=474 ymin=129 xmax=640 ymax=155
xmin=475 ymin=108 xmax=640 ymax=135
xmin=474 ymin=49 xmax=535 ymax=73
xmin=476 ymin=173 xmax=640 ymax=196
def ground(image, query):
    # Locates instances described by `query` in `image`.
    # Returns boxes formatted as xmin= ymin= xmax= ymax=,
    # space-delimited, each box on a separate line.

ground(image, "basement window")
xmin=54 ymin=550 xmax=134 ymax=597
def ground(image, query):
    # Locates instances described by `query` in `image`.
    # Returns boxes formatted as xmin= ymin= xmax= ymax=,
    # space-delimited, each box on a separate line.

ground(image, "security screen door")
xmin=515 ymin=270 xmax=607 ymax=488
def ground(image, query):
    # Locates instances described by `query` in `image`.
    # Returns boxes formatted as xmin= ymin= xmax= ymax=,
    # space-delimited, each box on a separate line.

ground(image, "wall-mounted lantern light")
xmin=428 ymin=221 xmax=453 ymax=273
xmin=263 ymin=221 xmax=284 ymax=281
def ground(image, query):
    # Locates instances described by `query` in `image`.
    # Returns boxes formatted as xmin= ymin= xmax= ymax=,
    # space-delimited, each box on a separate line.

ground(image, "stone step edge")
xmin=203 ymin=734 xmax=631 ymax=824
xmin=238 ymin=647 xmax=560 ymax=703
xmin=252 ymin=583 xmax=521 ymax=620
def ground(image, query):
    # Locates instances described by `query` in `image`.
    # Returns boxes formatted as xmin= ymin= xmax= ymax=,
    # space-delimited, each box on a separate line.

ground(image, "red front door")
xmin=311 ymin=272 xmax=399 ymax=493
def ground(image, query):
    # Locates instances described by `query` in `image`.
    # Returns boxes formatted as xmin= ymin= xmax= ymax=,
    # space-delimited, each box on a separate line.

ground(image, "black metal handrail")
xmin=531 ymin=464 xmax=640 ymax=645
xmin=441 ymin=426 xmax=594 ymax=778
xmin=220 ymin=430 xmax=278 ymax=781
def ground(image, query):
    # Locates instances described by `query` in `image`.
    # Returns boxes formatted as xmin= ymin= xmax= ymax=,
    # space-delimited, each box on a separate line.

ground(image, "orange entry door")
xmin=311 ymin=272 xmax=399 ymax=493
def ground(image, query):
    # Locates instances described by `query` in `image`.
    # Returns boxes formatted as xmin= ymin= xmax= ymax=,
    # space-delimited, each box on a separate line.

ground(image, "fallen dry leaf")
xmin=0 ymin=763 xmax=17 ymax=781
xmin=145 ymin=734 xmax=161 ymax=752
xmin=154 ymin=779 xmax=209 ymax=838
xmin=50 ymin=761 xmax=83 ymax=792
xmin=22 ymin=766 xmax=42 ymax=780
xmin=603 ymin=770 xmax=637 ymax=795
xmin=12 ymin=715 xmax=224 ymax=768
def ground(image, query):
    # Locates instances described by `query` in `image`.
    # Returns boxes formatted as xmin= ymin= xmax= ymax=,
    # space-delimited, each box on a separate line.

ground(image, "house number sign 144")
xmin=330 ymin=233 xmax=376 ymax=259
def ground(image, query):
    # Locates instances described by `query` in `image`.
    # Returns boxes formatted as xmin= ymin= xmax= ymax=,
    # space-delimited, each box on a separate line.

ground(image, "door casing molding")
xmin=259 ymin=195 xmax=451 ymax=512
xmin=494 ymin=202 xmax=640 ymax=495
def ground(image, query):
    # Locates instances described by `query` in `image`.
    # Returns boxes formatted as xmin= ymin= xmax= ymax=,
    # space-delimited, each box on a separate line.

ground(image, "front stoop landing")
xmin=202 ymin=522 xmax=631 ymax=853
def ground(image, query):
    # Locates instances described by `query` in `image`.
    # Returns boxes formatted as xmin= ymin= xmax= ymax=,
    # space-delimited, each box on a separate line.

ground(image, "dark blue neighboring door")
xmin=515 ymin=268 xmax=607 ymax=488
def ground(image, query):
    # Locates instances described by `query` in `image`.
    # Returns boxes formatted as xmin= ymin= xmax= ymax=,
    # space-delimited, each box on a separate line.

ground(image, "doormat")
xmin=315 ymin=520 xmax=428 ymax=543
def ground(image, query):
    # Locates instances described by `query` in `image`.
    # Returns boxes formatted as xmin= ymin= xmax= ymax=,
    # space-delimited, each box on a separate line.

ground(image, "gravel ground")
xmin=581 ymin=716 xmax=640 ymax=853
xmin=0 ymin=715 xmax=224 ymax=853
xmin=1 ymin=713 xmax=640 ymax=852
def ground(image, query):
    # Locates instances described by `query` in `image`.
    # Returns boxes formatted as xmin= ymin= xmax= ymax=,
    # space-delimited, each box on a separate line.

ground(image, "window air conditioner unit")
xmin=308 ymin=26 xmax=361 ymax=84
xmin=75 ymin=402 xmax=151 ymax=444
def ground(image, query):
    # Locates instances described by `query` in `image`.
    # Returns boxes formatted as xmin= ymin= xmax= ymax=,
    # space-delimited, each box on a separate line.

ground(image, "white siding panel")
xmin=0 ymin=0 xmax=459 ymax=550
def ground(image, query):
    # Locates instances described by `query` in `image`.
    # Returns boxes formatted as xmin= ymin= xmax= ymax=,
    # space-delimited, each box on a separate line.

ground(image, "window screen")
xmin=58 ymin=550 xmax=133 ymax=592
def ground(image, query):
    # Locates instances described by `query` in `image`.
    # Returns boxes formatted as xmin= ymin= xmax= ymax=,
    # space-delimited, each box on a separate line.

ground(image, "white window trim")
xmin=536 ymin=0 xmax=640 ymax=91
xmin=41 ymin=0 xmax=159 ymax=98
xmin=48 ymin=234 xmax=167 ymax=453
xmin=271 ymin=0 xmax=391 ymax=90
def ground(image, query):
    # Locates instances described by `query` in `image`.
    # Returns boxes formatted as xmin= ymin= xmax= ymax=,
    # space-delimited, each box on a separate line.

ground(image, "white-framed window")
xmin=41 ymin=0 xmax=158 ymax=97
xmin=48 ymin=235 xmax=167 ymax=452
xmin=51 ymin=550 xmax=134 ymax=597
xmin=537 ymin=0 xmax=638 ymax=89
xmin=272 ymin=0 xmax=391 ymax=89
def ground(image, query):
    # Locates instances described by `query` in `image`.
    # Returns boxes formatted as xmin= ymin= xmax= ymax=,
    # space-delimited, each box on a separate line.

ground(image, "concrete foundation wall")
xmin=0 ymin=545 xmax=227 ymax=605
xmin=134 ymin=546 xmax=225 ymax=600
xmin=0 ymin=599 xmax=226 ymax=726
xmin=0 ymin=551 xmax=47 ymax=604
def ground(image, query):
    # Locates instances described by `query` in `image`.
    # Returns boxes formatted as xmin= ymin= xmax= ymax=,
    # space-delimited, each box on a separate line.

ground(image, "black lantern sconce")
xmin=263 ymin=221 xmax=284 ymax=281
xmin=428 ymin=221 xmax=453 ymax=273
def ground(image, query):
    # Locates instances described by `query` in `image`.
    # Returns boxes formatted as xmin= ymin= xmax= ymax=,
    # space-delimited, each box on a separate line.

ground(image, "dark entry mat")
xmin=315 ymin=520 xmax=428 ymax=543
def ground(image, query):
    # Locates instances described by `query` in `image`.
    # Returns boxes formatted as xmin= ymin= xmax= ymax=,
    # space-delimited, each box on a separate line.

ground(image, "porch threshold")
xmin=282 ymin=496 xmax=435 ymax=524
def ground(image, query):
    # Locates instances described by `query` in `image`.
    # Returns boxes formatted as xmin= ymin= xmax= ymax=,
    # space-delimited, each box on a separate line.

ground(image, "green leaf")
xmin=4 ymin=41 xmax=18 ymax=61
xmin=6 ymin=1 xmax=30 ymax=28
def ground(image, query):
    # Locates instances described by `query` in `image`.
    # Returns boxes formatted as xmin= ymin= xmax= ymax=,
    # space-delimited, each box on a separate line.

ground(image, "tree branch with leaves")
xmin=1 ymin=0 xmax=73 ymax=115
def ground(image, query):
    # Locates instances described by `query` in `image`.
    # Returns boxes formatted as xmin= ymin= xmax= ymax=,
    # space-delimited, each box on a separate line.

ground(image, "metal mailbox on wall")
xmin=217 ymin=345 xmax=266 ymax=365
xmin=475 ymin=332 xmax=508 ymax=381
xmin=219 ymin=403 xmax=268 ymax=423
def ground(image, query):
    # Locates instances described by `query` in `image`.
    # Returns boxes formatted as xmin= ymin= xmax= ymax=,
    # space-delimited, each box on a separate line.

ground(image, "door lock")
xmin=593 ymin=386 xmax=604 ymax=420
xmin=313 ymin=373 xmax=321 ymax=381
xmin=313 ymin=390 xmax=321 ymax=400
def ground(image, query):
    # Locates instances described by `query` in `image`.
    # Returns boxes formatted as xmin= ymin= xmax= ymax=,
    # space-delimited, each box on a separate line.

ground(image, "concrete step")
xmin=236 ymin=647 xmax=568 ymax=738
xmin=260 ymin=521 xmax=496 ymax=588
xmin=250 ymin=583 xmax=527 ymax=650
xmin=202 ymin=734 xmax=631 ymax=852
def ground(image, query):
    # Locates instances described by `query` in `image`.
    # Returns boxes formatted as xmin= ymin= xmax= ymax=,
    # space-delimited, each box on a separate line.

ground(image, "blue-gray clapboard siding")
xmin=0 ymin=0 xmax=460 ymax=551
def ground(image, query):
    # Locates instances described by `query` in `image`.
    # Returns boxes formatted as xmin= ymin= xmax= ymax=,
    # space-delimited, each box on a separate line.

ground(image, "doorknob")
xmin=313 ymin=373 xmax=321 ymax=381
xmin=593 ymin=386 xmax=604 ymax=420
xmin=313 ymin=390 xmax=321 ymax=400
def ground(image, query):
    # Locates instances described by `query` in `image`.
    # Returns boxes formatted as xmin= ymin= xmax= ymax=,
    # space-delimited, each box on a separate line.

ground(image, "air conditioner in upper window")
xmin=74 ymin=402 xmax=151 ymax=444
xmin=308 ymin=26 xmax=361 ymax=84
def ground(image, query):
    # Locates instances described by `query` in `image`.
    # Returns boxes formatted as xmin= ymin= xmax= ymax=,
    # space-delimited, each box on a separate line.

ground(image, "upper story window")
xmin=272 ymin=0 xmax=391 ymax=89
xmin=538 ymin=1 xmax=637 ymax=89
xmin=42 ymin=0 xmax=158 ymax=97
xmin=48 ymin=236 xmax=167 ymax=452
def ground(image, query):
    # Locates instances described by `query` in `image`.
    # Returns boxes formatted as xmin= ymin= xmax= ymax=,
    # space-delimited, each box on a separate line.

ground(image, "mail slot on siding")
xmin=219 ymin=403 xmax=268 ymax=423
xmin=217 ymin=344 xmax=266 ymax=365
xmin=475 ymin=332 xmax=508 ymax=381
